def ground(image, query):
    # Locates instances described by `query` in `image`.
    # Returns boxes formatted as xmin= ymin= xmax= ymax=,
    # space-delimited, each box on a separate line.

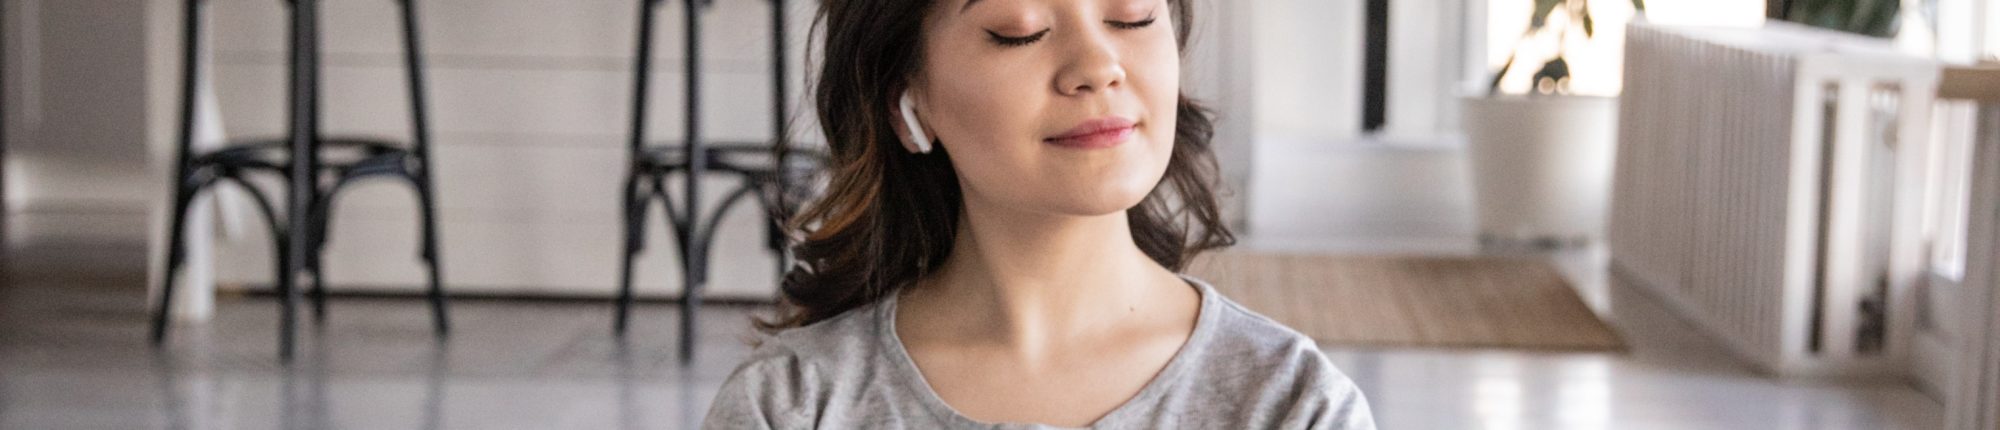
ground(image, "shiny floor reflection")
xmin=0 ymin=244 xmax=758 ymax=429
xmin=1323 ymin=248 xmax=1940 ymax=429
xmin=0 ymin=243 xmax=1942 ymax=429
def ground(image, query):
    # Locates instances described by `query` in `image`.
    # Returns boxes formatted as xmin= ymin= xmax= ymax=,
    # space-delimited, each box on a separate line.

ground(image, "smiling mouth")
xmin=1046 ymin=117 xmax=1138 ymax=149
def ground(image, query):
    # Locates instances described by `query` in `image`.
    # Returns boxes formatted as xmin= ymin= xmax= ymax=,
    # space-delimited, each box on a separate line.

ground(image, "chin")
xmin=1038 ymin=181 xmax=1161 ymax=217
xmin=979 ymin=145 xmax=1172 ymax=217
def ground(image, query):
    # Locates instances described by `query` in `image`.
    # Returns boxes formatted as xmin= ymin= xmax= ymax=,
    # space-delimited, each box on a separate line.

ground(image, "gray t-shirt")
xmin=703 ymin=276 xmax=1377 ymax=429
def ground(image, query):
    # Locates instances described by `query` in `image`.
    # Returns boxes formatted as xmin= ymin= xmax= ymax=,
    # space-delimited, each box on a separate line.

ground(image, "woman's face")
xmin=904 ymin=0 xmax=1180 ymax=217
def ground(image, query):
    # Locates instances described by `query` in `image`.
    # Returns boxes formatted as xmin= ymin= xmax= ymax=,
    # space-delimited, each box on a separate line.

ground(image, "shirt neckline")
xmin=876 ymin=275 xmax=1221 ymax=429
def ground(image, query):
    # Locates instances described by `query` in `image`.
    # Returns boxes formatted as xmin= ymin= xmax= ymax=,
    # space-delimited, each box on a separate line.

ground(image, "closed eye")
xmin=1108 ymin=15 xmax=1156 ymax=30
xmin=985 ymin=13 xmax=1157 ymax=48
xmin=987 ymin=29 xmax=1049 ymax=47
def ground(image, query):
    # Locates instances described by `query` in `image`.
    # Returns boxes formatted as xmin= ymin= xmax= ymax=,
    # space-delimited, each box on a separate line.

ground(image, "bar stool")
xmin=613 ymin=0 xmax=824 ymax=364
xmin=150 ymin=0 xmax=450 ymax=362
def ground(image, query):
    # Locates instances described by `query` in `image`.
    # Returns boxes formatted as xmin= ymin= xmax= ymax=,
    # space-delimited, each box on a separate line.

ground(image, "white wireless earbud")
xmin=898 ymin=92 xmax=932 ymax=154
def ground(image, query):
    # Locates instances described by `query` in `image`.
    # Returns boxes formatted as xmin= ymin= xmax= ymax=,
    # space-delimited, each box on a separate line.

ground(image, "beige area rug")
xmin=1186 ymin=252 xmax=1626 ymax=351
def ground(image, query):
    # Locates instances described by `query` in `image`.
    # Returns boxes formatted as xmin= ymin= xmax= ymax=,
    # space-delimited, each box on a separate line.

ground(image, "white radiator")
xmin=1944 ymin=68 xmax=2000 ymax=430
xmin=1610 ymin=21 xmax=1940 ymax=376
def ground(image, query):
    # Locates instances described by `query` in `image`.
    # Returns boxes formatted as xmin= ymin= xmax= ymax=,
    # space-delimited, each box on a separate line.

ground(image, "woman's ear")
xmin=888 ymin=92 xmax=934 ymax=154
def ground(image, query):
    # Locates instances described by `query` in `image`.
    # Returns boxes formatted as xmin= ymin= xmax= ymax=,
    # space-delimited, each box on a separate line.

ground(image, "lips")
xmin=1045 ymin=117 xmax=1138 ymax=149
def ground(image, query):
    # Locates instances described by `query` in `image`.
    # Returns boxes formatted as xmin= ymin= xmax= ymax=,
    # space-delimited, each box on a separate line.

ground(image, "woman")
xmin=705 ymin=0 xmax=1375 ymax=428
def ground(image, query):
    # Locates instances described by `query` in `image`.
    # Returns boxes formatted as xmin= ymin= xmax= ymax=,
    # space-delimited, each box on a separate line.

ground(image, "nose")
xmin=1053 ymin=30 xmax=1126 ymax=96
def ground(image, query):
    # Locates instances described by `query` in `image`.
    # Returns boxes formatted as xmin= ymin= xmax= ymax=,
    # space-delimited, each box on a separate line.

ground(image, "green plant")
xmin=1785 ymin=0 xmax=1900 ymax=37
xmin=1488 ymin=0 xmax=1645 ymax=95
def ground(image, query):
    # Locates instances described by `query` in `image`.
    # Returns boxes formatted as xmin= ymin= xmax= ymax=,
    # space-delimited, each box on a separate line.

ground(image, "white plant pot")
xmin=1461 ymin=95 xmax=1619 ymax=247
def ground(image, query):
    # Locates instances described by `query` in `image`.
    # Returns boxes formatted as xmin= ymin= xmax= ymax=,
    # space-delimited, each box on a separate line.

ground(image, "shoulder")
xmin=1199 ymin=289 xmax=1358 ymax=393
xmin=1186 ymin=276 xmax=1335 ymax=379
xmin=1180 ymin=277 xmax=1378 ymax=429
xmin=748 ymin=302 xmax=886 ymax=369
xmin=702 ymin=302 xmax=887 ymax=429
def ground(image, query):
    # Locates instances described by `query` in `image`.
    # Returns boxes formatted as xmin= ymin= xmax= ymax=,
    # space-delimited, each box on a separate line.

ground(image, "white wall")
xmin=5 ymin=0 xmax=157 ymax=246
xmin=1387 ymin=0 xmax=1471 ymax=137
xmin=1248 ymin=0 xmax=1483 ymax=142
xmin=1250 ymin=0 xmax=1365 ymax=142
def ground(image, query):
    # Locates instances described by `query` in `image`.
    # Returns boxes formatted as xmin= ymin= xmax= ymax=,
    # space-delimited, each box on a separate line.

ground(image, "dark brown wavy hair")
xmin=762 ymin=0 xmax=1233 ymax=331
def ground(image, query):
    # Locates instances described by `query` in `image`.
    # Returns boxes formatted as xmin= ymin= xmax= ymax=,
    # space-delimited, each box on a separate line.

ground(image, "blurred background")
xmin=2 ymin=0 xmax=1999 ymax=428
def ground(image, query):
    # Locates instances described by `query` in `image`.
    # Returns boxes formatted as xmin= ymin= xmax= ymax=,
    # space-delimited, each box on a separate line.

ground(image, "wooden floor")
xmin=0 ymin=142 xmax=1944 ymax=429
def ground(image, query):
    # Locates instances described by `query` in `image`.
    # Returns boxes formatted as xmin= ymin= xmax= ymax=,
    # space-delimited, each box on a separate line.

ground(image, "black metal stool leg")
xmin=308 ymin=267 xmax=326 ymax=322
xmin=152 ymin=187 xmax=197 ymax=345
xmin=766 ymin=0 xmax=794 ymax=300
xmin=154 ymin=0 xmax=209 ymax=347
xmin=681 ymin=272 xmax=701 ymax=364
xmin=306 ymin=197 xmax=329 ymax=323
xmin=404 ymin=180 xmax=444 ymax=338
xmin=668 ymin=198 xmax=700 ymax=364
xmin=276 ymin=231 xmax=298 ymax=363
xmin=397 ymin=0 xmax=449 ymax=338
xmin=277 ymin=0 xmax=324 ymax=364
xmin=678 ymin=0 xmax=708 ymax=367
xmin=416 ymin=179 xmax=449 ymax=337
xmin=614 ymin=177 xmax=644 ymax=335
xmin=617 ymin=0 xmax=661 ymax=336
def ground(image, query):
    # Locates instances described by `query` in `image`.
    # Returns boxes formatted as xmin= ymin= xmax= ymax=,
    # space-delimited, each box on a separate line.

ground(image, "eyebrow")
xmin=959 ymin=0 xmax=982 ymax=14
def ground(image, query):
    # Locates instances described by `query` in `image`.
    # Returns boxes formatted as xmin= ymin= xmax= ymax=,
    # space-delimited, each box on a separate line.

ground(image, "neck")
xmin=912 ymin=196 xmax=1176 ymax=354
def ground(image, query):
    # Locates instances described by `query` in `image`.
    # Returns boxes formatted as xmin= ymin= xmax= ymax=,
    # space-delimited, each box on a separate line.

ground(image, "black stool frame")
xmin=614 ymin=0 xmax=822 ymax=364
xmin=150 ymin=0 xmax=449 ymax=362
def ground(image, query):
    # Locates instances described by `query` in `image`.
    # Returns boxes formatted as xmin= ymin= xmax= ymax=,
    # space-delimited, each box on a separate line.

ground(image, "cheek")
xmin=925 ymin=64 xmax=1049 ymax=176
xmin=1128 ymin=36 xmax=1183 ymax=188
xmin=1133 ymin=36 xmax=1181 ymax=147
xmin=925 ymin=49 xmax=1038 ymax=139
